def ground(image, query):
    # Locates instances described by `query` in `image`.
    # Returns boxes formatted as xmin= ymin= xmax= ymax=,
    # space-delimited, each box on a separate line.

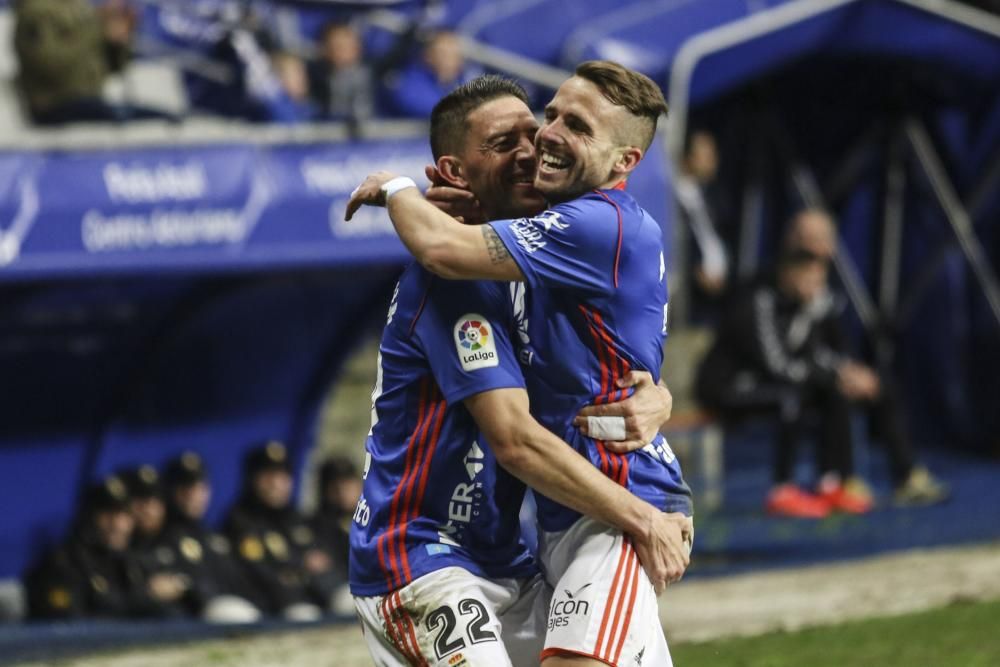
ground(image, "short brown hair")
xmin=574 ymin=60 xmax=668 ymax=150
xmin=429 ymin=75 xmax=530 ymax=160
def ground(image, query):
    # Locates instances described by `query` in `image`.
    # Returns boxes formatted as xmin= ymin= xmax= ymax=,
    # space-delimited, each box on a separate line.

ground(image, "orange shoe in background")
xmin=765 ymin=483 xmax=831 ymax=519
xmin=818 ymin=474 xmax=874 ymax=514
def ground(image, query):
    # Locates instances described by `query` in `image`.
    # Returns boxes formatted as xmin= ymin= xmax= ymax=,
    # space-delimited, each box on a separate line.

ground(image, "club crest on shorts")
xmin=454 ymin=314 xmax=498 ymax=371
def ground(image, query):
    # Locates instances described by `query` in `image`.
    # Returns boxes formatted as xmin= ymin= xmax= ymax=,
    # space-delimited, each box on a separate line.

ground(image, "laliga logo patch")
xmin=455 ymin=314 xmax=498 ymax=371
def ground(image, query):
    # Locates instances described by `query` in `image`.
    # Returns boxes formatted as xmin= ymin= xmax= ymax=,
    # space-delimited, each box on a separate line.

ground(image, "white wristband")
xmin=381 ymin=176 xmax=418 ymax=201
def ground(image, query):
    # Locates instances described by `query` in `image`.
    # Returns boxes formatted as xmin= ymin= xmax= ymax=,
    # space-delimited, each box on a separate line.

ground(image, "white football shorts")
xmin=354 ymin=566 xmax=550 ymax=666
xmin=538 ymin=517 xmax=672 ymax=667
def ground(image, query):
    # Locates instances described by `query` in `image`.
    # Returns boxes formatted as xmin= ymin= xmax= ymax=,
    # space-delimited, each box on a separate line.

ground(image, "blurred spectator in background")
xmin=13 ymin=0 xmax=169 ymax=125
xmin=674 ymin=129 xmax=731 ymax=319
xmin=696 ymin=223 xmax=872 ymax=519
xmin=120 ymin=465 xmax=192 ymax=618
xmin=696 ymin=209 xmax=948 ymax=518
xmin=308 ymin=457 xmax=357 ymax=616
xmin=24 ymin=476 xmax=174 ymax=619
xmin=307 ymin=21 xmax=374 ymax=125
xmin=782 ymin=210 xmax=950 ymax=507
xmin=171 ymin=3 xmax=310 ymax=124
xmin=223 ymin=441 xmax=332 ymax=620
xmin=386 ymin=30 xmax=477 ymax=118
xmin=268 ymin=50 xmax=319 ymax=123
xmin=161 ymin=452 xmax=262 ymax=623
xmin=315 ymin=457 xmax=361 ymax=527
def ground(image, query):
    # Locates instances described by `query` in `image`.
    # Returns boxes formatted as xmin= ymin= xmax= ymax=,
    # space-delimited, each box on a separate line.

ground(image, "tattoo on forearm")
xmin=482 ymin=226 xmax=511 ymax=264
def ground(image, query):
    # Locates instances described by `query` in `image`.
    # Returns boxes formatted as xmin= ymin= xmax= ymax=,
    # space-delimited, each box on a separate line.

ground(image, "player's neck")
xmin=598 ymin=177 xmax=628 ymax=191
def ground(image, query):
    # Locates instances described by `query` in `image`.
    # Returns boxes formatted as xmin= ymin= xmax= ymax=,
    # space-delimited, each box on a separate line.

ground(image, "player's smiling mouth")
xmin=539 ymin=150 xmax=571 ymax=174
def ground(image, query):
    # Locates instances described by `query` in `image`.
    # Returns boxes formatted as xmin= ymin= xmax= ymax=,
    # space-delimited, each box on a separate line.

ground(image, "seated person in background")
xmin=781 ymin=209 xmax=949 ymax=507
xmin=308 ymin=457 xmax=357 ymax=615
xmin=24 ymin=476 xmax=177 ymax=619
xmin=697 ymin=209 xmax=948 ymax=518
xmin=313 ymin=457 xmax=356 ymax=560
xmin=120 ymin=465 xmax=194 ymax=618
xmin=14 ymin=0 xmax=168 ymax=124
xmin=161 ymin=452 xmax=263 ymax=623
xmin=385 ymin=30 xmax=478 ymax=118
xmin=307 ymin=21 xmax=374 ymax=123
xmin=696 ymin=233 xmax=873 ymax=518
xmin=223 ymin=441 xmax=334 ymax=620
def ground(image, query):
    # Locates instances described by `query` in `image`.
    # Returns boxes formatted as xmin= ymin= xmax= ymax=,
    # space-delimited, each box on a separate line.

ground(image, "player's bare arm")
xmin=344 ymin=171 xmax=525 ymax=282
xmin=574 ymin=371 xmax=673 ymax=453
xmin=465 ymin=387 xmax=692 ymax=593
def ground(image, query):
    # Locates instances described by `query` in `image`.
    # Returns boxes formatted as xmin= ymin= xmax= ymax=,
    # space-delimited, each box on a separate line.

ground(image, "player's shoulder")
xmin=390 ymin=262 xmax=439 ymax=321
xmin=535 ymin=190 xmax=626 ymax=238
xmin=552 ymin=189 xmax=622 ymax=217
xmin=560 ymin=188 xmax=650 ymax=224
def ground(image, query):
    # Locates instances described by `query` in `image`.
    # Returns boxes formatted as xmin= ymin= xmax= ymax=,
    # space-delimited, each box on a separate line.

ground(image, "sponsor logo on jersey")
xmin=509 ymin=218 xmax=546 ymax=253
xmin=532 ymin=210 xmax=570 ymax=232
xmin=437 ymin=442 xmax=486 ymax=546
xmin=454 ymin=314 xmax=498 ymax=371
xmin=508 ymin=210 xmax=570 ymax=254
xmin=464 ymin=440 xmax=485 ymax=479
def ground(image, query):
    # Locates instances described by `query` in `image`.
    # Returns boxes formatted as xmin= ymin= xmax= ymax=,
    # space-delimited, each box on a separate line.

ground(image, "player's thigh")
xmin=354 ymin=593 xmax=417 ymax=667
xmin=354 ymin=567 xmax=521 ymax=667
xmin=539 ymin=518 xmax=672 ymax=667
xmin=498 ymin=573 xmax=552 ymax=666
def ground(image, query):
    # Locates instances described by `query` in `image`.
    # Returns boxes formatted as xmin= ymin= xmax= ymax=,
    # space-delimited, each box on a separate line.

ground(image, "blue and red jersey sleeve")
xmin=411 ymin=278 xmax=525 ymax=406
xmin=487 ymin=191 xmax=623 ymax=295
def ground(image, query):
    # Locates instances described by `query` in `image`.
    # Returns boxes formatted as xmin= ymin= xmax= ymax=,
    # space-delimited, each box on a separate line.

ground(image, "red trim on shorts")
xmin=396 ymin=591 xmax=426 ymax=667
xmin=593 ymin=189 xmax=624 ymax=288
xmin=379 ymin=596 xmax=409 ymax=663
xmin=380 ymin=592 xmax=427 ymax=666
xmin=540 ymin=647 xmax=618 ymax=667
xmin=609 ymin=542 xmax=641 ymax=664
xmin=594 ymin=539 xmax=630 ymax=657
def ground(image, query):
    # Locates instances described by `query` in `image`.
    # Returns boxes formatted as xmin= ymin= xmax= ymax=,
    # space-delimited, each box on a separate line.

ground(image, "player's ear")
xmin=612 ymin=146 xmax=643 ymax=177
xmin=436 ymin=156 xmax=469 ymax=189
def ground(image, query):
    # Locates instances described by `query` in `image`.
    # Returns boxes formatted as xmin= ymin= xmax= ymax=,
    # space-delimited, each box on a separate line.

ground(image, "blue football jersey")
xmin=349 ymin=264 xmax=537 ymax=596
xmin=490 ymin=187 xmax=693 ymax=532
